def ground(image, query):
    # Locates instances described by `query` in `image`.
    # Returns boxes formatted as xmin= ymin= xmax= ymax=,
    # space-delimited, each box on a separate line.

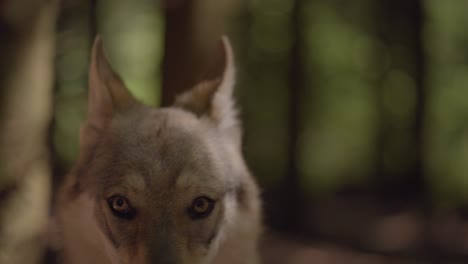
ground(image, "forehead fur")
xmin=83 ymin=106 xmax=232 ymax=195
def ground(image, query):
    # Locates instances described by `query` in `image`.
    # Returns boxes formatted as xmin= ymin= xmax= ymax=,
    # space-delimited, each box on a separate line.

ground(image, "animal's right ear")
xmin=86 ymin=36 xmax=137 ymax=130
xmin=174 ymin=36 xmax=241 ymax=147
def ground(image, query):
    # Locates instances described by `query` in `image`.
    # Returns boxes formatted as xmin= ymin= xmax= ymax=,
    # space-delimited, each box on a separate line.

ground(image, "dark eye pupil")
xmin=115 ymin=198 xmax=124 ymax=207
xmin=188 ymin=196 xmax=214 ymax=220
xmin=107 ymin=195 xmax=135 ymax=220
xmin=195 ymin=200 xmax=206 ymax=209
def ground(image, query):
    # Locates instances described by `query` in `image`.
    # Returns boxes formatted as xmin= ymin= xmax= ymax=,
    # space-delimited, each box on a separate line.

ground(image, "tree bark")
xmin=0 ymin=0 xmax=58 ymax=263
xmin=374 ymin=0 xmax=426 ymax=198
xmin=281 ymin=0 xmax=305 ymax=232
xmin=162 ymin=0 xmax=240 ymax=105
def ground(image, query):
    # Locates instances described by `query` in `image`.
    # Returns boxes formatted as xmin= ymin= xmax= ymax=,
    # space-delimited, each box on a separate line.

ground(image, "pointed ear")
xmin=87 ymin=36 xmax=137 ymax=130
xmin=174 ymin=36 xmax=241 ymax=144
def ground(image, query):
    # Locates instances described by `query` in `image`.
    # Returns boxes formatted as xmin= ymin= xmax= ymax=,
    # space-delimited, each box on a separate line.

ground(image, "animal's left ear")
xmin=174 ymin=36 xmax=241 ymax=146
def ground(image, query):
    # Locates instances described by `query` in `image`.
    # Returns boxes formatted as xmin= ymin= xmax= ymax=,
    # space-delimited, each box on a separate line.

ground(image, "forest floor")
xmin=261 ymin=231 xmax=466 ymax=264
xmin=260 ymin=193 xmax=468 ymax=263
xmin=261 ymin=233 xmax=425 ymax=264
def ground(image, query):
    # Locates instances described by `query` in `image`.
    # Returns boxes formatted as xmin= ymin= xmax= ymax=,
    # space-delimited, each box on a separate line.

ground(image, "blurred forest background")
xmin=2 ymin=0 xmax=468 ymax=263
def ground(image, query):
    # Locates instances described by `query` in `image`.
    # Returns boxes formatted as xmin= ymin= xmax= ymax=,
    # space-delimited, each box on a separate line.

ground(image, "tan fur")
xmin=51 ymin=36 xmax=262 ymax=264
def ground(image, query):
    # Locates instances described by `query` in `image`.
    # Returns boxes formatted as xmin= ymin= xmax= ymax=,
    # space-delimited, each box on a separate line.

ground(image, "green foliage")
xmin=299 ymin=0 xmax=379 ymax=193
xmin=425 ymin=0 xmax=468 ymax=203
xmin=98 ymin=0 xmax=163 ymax=106
xmin=52 ymin=0 xmax=468 ymax=204
xmin=53 ymin=5 xmax=92 ymax=169
xmin=239 ymin=0 xmax=293 ymax=187
xmin=53 ymin=0 xmax=163 ymax=170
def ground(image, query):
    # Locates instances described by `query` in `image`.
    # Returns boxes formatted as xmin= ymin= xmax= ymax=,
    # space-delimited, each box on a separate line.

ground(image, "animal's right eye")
xmin=107 ymin=195 xmax=136 ymax=220
xmin=188 ymin=196 xmax=215 ymax=220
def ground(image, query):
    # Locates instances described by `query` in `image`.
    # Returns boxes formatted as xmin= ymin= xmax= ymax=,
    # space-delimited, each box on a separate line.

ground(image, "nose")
xmin=148 ymin=236 xmax=179 ymax=264
xmin=149 ymin=250 xmax=178 ymax=264
xmin=147 ymin=217 xmax=180 ymax=264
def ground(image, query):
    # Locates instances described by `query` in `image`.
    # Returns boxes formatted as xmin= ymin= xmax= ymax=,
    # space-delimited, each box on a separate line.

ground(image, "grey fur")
xmin=51 ymin=36 xmax=262 ymax=264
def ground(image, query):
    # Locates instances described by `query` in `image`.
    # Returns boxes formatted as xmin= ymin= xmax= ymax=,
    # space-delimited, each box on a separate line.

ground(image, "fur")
xmin=50 ymin=36 xmax=262 ymax=264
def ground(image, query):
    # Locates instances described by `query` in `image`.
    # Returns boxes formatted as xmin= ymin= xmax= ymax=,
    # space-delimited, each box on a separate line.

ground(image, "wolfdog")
xmin=50 ymin=36 xmax=262 ymax=264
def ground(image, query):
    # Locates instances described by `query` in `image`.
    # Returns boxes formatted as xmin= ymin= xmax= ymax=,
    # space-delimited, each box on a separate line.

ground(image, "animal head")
xmin=54 ymin=36 xmax=261 ymax=264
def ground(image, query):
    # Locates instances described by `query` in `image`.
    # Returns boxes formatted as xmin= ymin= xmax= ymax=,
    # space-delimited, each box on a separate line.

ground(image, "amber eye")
xmin=107 ymin=195 xmax=136 ymax=220
xmin=188 ymin=196 xmax=215 ymax=220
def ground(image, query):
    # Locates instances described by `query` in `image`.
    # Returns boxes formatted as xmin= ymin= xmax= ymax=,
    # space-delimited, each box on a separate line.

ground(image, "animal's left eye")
xmin=188 ymin=196 xmax=215 ymax=220
xmin=107 ymin=195 xmax=136 ymax=220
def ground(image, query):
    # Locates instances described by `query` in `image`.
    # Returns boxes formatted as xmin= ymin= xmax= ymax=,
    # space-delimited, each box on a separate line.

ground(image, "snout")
xmin=148 ymin=241 xmax=179 ymax=264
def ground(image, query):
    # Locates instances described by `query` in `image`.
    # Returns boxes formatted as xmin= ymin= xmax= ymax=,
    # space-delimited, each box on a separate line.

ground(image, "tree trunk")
xmin=0 ymin=1 xmax=58 ymax=263
xmin=374 ymin=0 xmax=426 ymax=199
xmin=281 ymin=0 xmax=305 ymax=232
xmin=162 ymin=0 xmax=240 ymax=105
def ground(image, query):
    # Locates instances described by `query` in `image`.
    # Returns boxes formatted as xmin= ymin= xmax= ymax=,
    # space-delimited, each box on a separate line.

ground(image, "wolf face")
xmin=53 ymin=37 xmax=261 ymax=264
